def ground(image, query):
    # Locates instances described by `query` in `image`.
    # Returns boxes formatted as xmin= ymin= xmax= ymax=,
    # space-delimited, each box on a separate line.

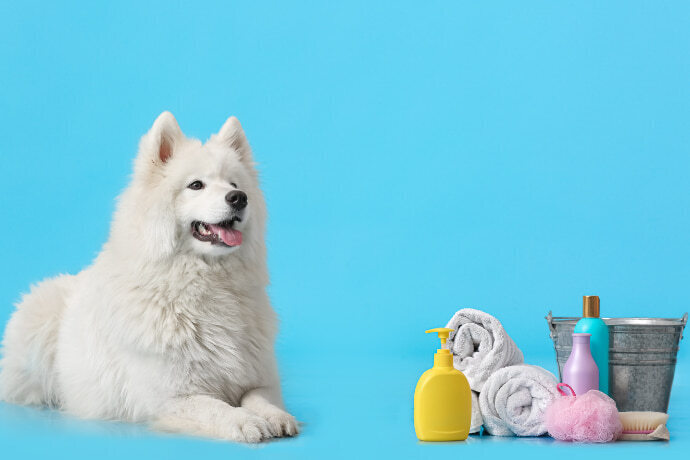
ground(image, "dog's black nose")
xmin=225 ymin=190 xmax=248 ymax=210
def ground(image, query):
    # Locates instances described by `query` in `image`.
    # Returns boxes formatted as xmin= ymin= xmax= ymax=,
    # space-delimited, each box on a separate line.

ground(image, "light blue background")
xmin=1 ymin=1 xmax=688 ymax=458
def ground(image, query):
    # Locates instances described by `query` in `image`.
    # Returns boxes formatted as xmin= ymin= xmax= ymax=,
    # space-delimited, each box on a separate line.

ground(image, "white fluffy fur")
xmin=0 ymin=112 xmax=298 ymax=443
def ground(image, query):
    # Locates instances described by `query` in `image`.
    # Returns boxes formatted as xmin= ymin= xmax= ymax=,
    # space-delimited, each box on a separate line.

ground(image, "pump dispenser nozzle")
xmin=425 ymin=328 xmax=453 ymax=347
xmin=425 ymin=328 xmax=454 ymax=367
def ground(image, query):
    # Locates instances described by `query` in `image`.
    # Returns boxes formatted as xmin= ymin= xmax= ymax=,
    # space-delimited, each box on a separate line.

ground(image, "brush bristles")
xmin=619 ymin=412 xmax=669 ymax=433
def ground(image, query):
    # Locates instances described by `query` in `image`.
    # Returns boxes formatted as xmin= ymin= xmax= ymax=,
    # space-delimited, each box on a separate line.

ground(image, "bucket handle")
xmin=545 ymin=310 xmax=556 ymax=339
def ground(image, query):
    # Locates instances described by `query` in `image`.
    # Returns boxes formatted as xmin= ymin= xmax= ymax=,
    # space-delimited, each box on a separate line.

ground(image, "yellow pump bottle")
xmin=414 ymin=328 xmax=471 ymax=441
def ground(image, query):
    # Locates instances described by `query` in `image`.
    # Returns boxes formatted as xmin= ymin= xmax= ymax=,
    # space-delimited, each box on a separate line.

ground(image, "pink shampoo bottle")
xmin=562 ymin=333 xmax=599 ymax=395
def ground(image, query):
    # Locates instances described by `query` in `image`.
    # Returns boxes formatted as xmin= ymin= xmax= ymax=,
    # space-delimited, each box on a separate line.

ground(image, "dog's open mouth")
xmin=191 ymin=219 xmax=242 ymax=247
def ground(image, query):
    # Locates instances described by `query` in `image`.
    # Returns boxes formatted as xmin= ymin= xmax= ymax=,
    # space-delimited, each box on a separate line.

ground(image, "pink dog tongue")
xmin=209 ymin=225 xmax=242 ymax=246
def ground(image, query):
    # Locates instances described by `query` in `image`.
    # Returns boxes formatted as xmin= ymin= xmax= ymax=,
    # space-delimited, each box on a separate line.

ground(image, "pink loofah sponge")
xmin=545 ymin=383 xmax=623 ymax=443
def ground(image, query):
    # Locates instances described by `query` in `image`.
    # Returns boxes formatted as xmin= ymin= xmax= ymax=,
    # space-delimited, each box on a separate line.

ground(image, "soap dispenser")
xmin=414 ymin=328 xmax=471 ymax=441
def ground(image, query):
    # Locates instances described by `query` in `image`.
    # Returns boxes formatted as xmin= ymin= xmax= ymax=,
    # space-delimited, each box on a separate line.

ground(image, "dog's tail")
xmin=0 ymin=274 xmax=75 ymax=407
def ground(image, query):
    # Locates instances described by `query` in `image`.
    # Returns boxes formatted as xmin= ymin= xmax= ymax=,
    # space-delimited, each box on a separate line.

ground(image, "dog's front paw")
xmin=223 ymin=408 xmax=273 ymax=443
xmin=263 ymin=409 xmax=300 ymax=437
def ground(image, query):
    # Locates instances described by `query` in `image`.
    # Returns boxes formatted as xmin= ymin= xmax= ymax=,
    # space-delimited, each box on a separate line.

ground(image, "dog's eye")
xmin=188 ymin=180 xmax=204 ymax=190
xmin=230 ymin=182 xmax=238 ymax=188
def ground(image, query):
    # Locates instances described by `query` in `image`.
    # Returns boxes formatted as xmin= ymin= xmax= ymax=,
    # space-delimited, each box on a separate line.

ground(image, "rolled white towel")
xmin=479 ymin=364 xmax=559 ymax=436
xmin=470 ymin=391 xmax=483 ymax=434
xmin=445 ymin=308 xmax=524 ymax=392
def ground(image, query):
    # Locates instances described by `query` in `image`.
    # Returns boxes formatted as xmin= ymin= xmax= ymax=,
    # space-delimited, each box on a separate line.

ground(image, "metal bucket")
xmin=545 ymin=312 xmax=687 ymax=412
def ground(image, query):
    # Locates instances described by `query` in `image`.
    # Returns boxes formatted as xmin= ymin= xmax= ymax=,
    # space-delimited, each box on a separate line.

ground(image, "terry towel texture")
xmin=479 ymin=364 xmax=559 ymax=436
xmin=445 ymin=308 xmax=524 ymax=392
xmin=470 ymin=391 xmax=483 ymax=434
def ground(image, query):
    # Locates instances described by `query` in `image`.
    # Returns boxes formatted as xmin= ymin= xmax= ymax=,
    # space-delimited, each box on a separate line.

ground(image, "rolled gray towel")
xmin=445 ymin=308 xmax=524 ymax=392
xmin=479 ymin=364 xmax=559 ymax=436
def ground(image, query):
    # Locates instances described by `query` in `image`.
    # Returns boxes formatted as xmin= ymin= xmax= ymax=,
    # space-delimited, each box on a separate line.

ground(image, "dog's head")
xmin=114 ymin=112 xmax=265 ymax=261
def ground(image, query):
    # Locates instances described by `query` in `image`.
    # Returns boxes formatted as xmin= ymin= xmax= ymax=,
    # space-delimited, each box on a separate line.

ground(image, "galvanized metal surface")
xmin=545 ymin=312 xmax=687 ymax=413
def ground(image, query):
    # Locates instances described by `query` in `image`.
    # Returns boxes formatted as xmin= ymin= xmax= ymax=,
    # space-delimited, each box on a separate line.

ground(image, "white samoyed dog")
xmin=0 ymin=112 xmax=299 ymax=443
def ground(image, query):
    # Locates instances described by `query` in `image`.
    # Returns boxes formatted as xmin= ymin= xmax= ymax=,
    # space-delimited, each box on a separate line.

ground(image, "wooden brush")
xmin=619 ymin=412 xmax=669 ymax=441
xmin=619 ymin=412 xmax=668 ymax=434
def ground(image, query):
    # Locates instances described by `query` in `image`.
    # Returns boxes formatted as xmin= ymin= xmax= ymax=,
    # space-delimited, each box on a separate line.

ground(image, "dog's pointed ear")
xmin=141 ymin=111 xmax=183 ymax=165
xmin=217 ymin=116 xmax=253 ymax=164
